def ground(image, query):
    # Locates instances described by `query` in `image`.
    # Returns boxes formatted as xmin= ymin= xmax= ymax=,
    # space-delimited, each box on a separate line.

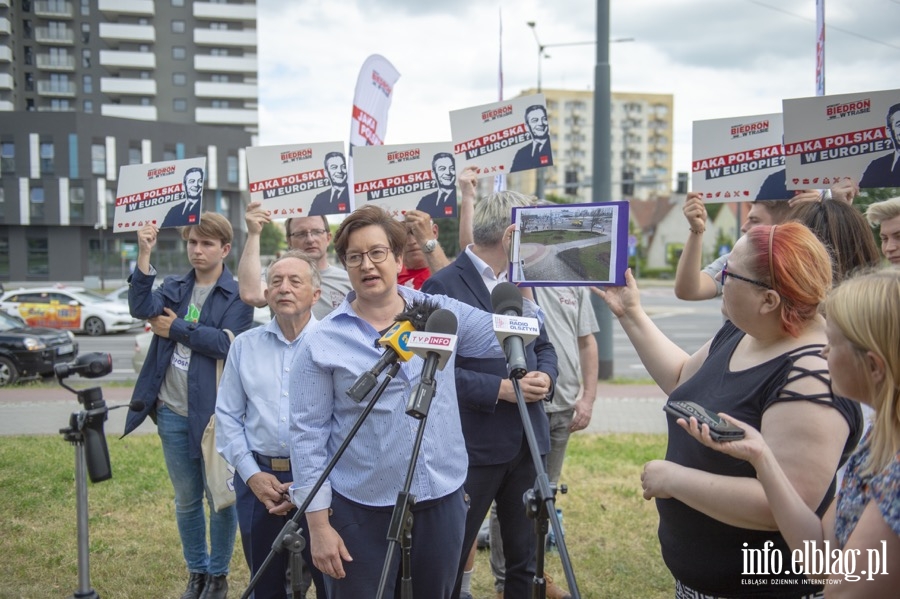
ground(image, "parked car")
xmin=132 ymin=323 xmax=152 ymax=374
xmin=0 ymin=309 xmax=79 ymax=386
xmin=105 ymin=282 xmax=162 ymax=305
xmin=0 ymin=286 xmax=143 ymax=336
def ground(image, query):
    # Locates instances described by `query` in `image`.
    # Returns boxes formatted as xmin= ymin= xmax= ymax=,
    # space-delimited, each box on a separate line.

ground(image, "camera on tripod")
xmin=57 ymin=352 xmax=114 ymax=483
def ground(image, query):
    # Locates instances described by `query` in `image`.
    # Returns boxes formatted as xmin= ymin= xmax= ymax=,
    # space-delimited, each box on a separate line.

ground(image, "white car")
xmin=0 ymin=286 xmax=144 ymax=336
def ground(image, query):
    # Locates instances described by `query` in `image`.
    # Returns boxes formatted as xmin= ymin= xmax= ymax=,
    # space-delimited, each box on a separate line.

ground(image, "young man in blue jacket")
xmin=125 ymin=212 xmax=254 ymax=599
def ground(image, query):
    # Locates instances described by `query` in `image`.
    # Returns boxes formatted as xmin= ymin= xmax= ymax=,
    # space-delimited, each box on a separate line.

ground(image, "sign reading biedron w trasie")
xmin=450 ymin=93 xmax=553 ymax=178
xmin=353 ymin=142 xmax=457 ymax=220
xmin=783 ymin=88 xmax=900 ymax=189
xmin=245 ymin=142 xmax=351 ymax=218
xmin=113 ymin=156 xmax=207 ymax=232
xmin=691 ymin=113 xmax=786 ymax=203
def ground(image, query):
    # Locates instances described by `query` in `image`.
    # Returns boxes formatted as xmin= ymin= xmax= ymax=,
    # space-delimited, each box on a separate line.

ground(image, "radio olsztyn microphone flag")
xmin=490 ymin=282 xmax=539 ymax=379
xmin=406 ymin=309 xmax=458 ymax=419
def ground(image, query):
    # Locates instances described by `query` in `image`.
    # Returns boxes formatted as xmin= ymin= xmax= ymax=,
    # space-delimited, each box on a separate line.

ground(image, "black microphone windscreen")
xmin=424 ymin=309 xmax=458 ymax=335
xmin=395 ymin=298 xmax=441 ymax=331
xmin=129 ymin=400 xmax=146 ymax=411
xmin=490 ymin=282 xmax=523 ymax=316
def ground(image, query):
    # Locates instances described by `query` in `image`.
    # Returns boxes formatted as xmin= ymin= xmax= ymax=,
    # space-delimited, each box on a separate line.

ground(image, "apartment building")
xmin=0 ymin=0 xmax=257 ymax=283
xmin=506 ymin=88 xmax=675 ymax=203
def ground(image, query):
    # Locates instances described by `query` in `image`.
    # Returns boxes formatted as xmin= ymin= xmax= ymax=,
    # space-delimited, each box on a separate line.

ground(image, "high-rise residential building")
xmin=507 ymin=88 xmax=674 ymax=203
xmin=0 ymin=0 xmax=257 ymax=283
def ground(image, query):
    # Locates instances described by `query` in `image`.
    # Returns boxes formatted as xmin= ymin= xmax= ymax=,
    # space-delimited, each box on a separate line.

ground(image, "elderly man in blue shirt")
xmin=216 ymin=250 xmax=326 ymax=599
xmin=288 ymin=205 xmax=546 ymax=599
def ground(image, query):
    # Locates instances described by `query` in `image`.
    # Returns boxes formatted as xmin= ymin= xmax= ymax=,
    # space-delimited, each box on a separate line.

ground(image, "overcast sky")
xmin=256 ymin=0 xmax=900 ymax=188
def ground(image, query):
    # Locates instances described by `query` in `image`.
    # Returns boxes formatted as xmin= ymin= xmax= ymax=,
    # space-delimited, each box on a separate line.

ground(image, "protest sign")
xmin=113 ymin=156 xmax=206 ymax=232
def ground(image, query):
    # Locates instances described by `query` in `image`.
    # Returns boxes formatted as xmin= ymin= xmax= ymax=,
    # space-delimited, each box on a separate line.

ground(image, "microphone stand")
xmin=374 ymin=371 xmax=437 ymax=599
xmin=510 ymin=377 xmax=581 ymax=599
xmin=59 ymin=384 xmax=112 ymax=599
xmin=241 ymin=362 xmax=402 ymax=599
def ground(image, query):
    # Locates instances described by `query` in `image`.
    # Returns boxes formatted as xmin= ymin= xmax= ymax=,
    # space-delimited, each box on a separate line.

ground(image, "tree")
xmin=259 ymin=221 xmax=285 ymax=256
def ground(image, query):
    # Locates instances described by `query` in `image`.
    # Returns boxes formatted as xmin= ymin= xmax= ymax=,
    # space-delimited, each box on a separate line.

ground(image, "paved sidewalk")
xmin=0 ymin=382 xmax=669 ymax=436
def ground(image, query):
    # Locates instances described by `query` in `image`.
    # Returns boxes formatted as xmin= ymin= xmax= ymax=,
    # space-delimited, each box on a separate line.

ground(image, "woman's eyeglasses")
xmin=344 ymin=246 xmax=391 ymax=268
xmin=722 ymin=261 xmax=772 ymax=289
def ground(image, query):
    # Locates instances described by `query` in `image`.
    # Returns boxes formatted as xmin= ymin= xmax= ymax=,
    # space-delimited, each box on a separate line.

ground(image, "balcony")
xmin=100 ymin=77 xmax=157 ymax=96
xmin=0 ymin=46 xmax=11 ymax=62
xmin=194 ymin=54 xmax=257 ymax=73
xmin=194 ymin=28 xmax=257 ymax=47
xmin=35 ymin=27 xmax=74 ymax=44
xmin=193 ymin=2 xmax=256 ymax=21
xmin=37 ymin=80 xmax=77 ymax=96
xmin=36 ymin=54 xmax=75 ymax=70
xmin=194 ymin=81 xmax=257 ymax=100
xmin=0 ymin=18 xmax=10 ymax=36
xmin=98 ymin=0 xmax=154 ymax=16
xmin=99 ymin=23 xmax=155 ymax=43
xmin=34 ymin=1 xmax=73 ymax=18
xmin=0 ymin=73 xmax=12 ymax=90
xmin=99 ymin=49 xmax=156 ymax=70
xmin=0 ymin=100 xmax=13 ymax=110
xmin=101 ymin=104 xmax=157 ymax=121
xmin=195 ymin=107 xmax=258 ymax=127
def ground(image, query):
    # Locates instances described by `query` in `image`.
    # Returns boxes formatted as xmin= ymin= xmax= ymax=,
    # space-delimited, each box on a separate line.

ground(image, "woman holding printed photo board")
xmin=592 ymin=222 xmax=862 ymax=597
xmin=679 ymin=268 xmax=900 ymax=597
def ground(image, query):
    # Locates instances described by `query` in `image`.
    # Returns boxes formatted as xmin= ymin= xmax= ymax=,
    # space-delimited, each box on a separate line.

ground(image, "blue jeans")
xmin=157 ymin=404 xmax=237 ymax=575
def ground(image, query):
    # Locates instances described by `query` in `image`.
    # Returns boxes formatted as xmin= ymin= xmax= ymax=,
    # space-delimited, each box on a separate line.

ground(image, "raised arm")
xmin=457 ymin=166 xmax=477 ymax=249
xmin=405 ymin=209 xmax=450 ymax=273
xmin=674 ymin=193 xmax=719 ymax=300
xmin=237 ymin=201 xmax=270 ymax=308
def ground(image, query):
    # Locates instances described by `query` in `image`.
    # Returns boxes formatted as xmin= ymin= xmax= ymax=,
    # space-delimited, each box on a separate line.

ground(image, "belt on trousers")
xmin=252 ymin=452 xmax=291 ymax=472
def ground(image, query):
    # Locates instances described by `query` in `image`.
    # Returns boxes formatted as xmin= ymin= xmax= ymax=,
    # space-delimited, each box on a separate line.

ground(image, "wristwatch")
xmin=422 ymin=238 xmax=438 ymax=254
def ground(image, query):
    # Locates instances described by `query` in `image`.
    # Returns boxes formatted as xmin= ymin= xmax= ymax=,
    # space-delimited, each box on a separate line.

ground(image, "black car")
xmin=0 ymin=310 xmax=79 ymax=386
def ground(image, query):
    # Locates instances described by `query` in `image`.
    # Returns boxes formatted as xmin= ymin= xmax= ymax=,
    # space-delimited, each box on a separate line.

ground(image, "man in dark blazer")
xmin=416 ymin=152 xmax=457 ymax=218
xmin=309 ymin=152 xmax=350 ymax=216
xmin=161 ymin=167 xmax=204 ymax=228
xmin=510 ymin=104 xmax=553 ymax=173
xmin=860 ymin=103 xmax=900 ymax=188
xmin=421 ymin=190 xmax=558 ymax=599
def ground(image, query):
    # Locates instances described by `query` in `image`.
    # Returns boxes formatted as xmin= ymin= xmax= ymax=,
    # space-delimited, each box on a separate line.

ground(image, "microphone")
xmin=128 ymin=400 xmax=147 ymax=412
xmin=54 ymin=352 xmax=113 ymax=379
xmin=490 ymin=282 xmax=539 ymax=380
xmin=346 ymin=298 xmax=440 ymax=402
xmin=406 ymin=309 xmax=458 ymax=419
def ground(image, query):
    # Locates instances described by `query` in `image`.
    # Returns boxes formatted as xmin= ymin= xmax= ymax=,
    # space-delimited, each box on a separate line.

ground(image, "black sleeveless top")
xmin=658 ymin=321 xmax=862 ymax=597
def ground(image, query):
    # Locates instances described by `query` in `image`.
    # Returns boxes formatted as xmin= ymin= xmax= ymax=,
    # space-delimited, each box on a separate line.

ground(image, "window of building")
xmin=211 ymin=100 xmax=230 ymax=109
xmin=50 ymin=98 xmax=71 ymax=111
xmin=210 ymin=48 xmax=229 ymax=56
xmin=211 ymin=74 xmax=230 ymax=83
xmin=81 ymin=0 xmax=90 ymax=16
xmin=82 ymin=74 xmax=92 ymax=93
xmin=140 ymin=71 xmax=151 ymax=79
xmin=0 ymin=142 xmax=14 ymax=173
xmin=69 ymin=186 xmax=85 ymax=220
xmin=82 ymin=49 xmax=91 ymax=68
xmin=226 ymin=155 xmax=238 ymax=184
xmin=24 ymin=73 xmax=34 ymax=92
xmin=23 ymin=0 xmax=33 ymax=12
xmin=209 ymin=22 xmax=228 ymax=30
xmin=30 ymin=187 xmax=45 ymax=220
xmin=83 ymin=100 xmax=93 ymax=113
xmin=172 ymin=20 xmax=185 ymax=33
xmin=172 ymin=0 xmax=185 ymax=6
xmin=172 ymin=46 xmax=186 ymax=60
xmin=23 ymin=20 xmax=33 ymax=39
xmin=139 ymin=44 xmax=150 ymax=53
xmin=163 ymin=149 xmax=177 ymax=162
xmin=81 ymin=22 xmax=90 ymax=43
xmin=24 ymin=46 xmax=34 ymax=65
xmin=140 ymin=97 xmax=152 ymax=106
xmin=27 ymin=238 xmax=49 ymax=276
xmin=173 ymin=99 xmax=187 ymax=111
xmin=91 ymin=143 xmax=105 ymax=175
xmin=40 ymin=141 xmax=56 ymax=173
xmin=128 ymin=148 xmax=142 ymax=165
xmin=0 ymin=185 xmax=5 ymax=219
xmin=173 ymin=72 xmax=186 ymax=86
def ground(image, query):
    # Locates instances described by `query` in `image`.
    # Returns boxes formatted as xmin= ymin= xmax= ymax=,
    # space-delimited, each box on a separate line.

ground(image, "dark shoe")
xmin=199 ymin=574 xmax=228 ymax=599
xmin=179 ymin=572 xmax=206 ymax=599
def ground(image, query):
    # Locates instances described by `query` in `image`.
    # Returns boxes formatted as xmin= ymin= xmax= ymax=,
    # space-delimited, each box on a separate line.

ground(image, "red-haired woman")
xmin=593 ymin=222 xmax=863 ymax=598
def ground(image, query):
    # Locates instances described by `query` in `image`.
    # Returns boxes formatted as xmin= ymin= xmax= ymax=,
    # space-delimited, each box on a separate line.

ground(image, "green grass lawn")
xmin=0 ymin=433 xmax=673 ymax=598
